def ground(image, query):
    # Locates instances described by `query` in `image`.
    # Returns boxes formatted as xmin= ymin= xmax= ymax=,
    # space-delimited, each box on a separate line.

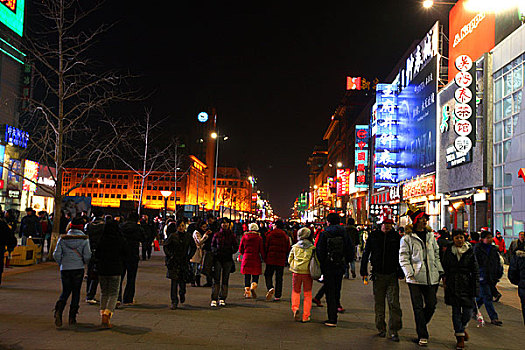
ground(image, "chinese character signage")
xmin=23 ymin=160 xmax=39 ymax=193
xmin=346 ymin=77 xmax=361 ymax=90
xmin=336 ymin=169 xmax=351 ymax=196
xmin=374 ymin=84 xmax=400 ymax=187
xmin=402 ymin=175 xmax=436 ymax=200
xmin=355 ymin=125 xmax=369 ymax=188
xmin=453 ymin=54 xmax=476 ymax=149
xmin=5 ymin=125 xmax=29 ymax=148
xmin=0 ymin=0 xmax=24 ymax=36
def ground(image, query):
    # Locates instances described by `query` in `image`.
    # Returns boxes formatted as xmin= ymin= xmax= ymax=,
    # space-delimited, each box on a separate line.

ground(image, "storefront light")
xmin=464 ymin=0 xmax=525 ymax=13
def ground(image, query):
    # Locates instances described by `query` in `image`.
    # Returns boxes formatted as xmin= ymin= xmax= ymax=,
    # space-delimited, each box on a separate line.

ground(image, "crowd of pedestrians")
xmin=3 ymin=204 xmax=525 ymax=350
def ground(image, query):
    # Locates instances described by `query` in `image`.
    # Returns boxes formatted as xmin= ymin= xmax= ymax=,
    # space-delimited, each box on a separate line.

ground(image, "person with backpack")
xmin=288 ymin=227 xmax=315 ymax=323
xmin=316 ymin=213 xmax=354 ymax=327
xmin=210 ymin=218 xmax=238 ymax=307
xmin=399 ymin=206 xmax=443 ymax=347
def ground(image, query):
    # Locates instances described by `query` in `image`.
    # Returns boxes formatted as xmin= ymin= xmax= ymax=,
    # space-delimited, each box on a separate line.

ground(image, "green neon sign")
xmin=0 ymin=0 xmax=24 ymax=36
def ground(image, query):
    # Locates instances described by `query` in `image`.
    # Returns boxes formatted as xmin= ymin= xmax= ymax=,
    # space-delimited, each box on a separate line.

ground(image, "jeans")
xmin=142 ymin=241 xmax=152 ymax=260
xmin=244 ymin=274 xmax=259 ymax=287
xmin=291 ymin=273 xmax=313 ymax=321
xmin=212 ymin=260 xmax=232 ymax=301
xmin=476 ymin=282 xmax=499 ymax=320
xmin=451 ymin=305 xmax=473 ymax=336
xmin=170 ymin=279 xmax=186 ymax=305
xmin=99 ymin=275 xmax=121 ymax=312
xmin=408 ymin=284 xmax=438 ymax=339
xmin=119 ymin=259 xmax=139 ymax=303
xmin=58 ymin=269 xmax=85 ymax=309
xmin=373 ymin=273 xmax=402 ymax=334
xmin=86 ymin=259 xmax=98 ymax=300
xmin=324 ymin=268 xmax=344 ymax=323
xmin=264 ymin=265 xmax=284 ymax=298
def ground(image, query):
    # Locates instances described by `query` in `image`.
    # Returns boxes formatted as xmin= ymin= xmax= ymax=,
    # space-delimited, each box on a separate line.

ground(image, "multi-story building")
xmin=213 ymin=167 xmax=253 ymax=219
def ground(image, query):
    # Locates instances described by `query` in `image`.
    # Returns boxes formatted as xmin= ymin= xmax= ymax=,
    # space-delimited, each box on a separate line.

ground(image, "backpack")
xmin=326 ymin=232 xmax=345 ymax=266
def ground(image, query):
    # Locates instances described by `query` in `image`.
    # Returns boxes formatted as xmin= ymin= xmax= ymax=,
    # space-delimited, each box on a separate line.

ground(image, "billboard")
xmin=336 ymin=169 xmax=351 ymax=196
xmin=448 ymin=0 xmax=495 ymax=81
xmin=0 ymin=0 xmax=24 ymax=36
xmin=355 ymin=125 xmax=370 ymax=188
xmin=397 ymin=55 xmax=439 ymax=181
xmin=23 ymin=159 xmax=39 ymax=192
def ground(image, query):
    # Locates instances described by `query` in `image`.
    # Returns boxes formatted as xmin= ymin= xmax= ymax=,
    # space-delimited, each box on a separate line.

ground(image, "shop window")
xmin=513 ymin=220 xmax=524 ymax=239
xmin=494 ymin=214 xmax=503 ymax=232
xmin=87 ymin=193 xmax=91 ymax=197
xmin=494 ymin=123 xmax=502 ymax=143
xmin=513 ymin=65 xmax=522 ymax=90
xmin=503 ymin=73 xmax=512 ymax=96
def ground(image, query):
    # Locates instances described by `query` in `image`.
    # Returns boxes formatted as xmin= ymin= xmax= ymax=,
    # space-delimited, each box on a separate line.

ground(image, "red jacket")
xmin=240 ymin=232 xmax=264 ymax=275
xmin=494 ymin=236 xmax=507 ymax=253
xmin=264 ymin=228 xmax=290 ymax=266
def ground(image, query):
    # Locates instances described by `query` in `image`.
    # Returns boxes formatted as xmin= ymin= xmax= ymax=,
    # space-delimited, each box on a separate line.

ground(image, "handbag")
xmin=309 ymin=249 xmax=322 ymax=280
xmin=153 ymin=239 xmax=160 ymax=252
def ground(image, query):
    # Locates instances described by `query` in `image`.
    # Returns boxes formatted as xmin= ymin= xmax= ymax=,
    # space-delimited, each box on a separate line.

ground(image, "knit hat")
xmin=297 ymin=227 xmax=311 ymax=240
xmin=480 ymin=230 xmax=493 ymax=239
xmin=377 ymin=207 xmax=395 ymax=225
xmin=248 ymin=223 xmax=259 ymax=232
xmin=403 ymin=203 xmax=429 ymax=223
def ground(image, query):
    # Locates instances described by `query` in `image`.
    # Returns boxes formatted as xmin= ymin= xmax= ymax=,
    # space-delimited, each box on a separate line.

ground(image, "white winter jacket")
xmin=399 ymin=230 xmax=443 ymax=285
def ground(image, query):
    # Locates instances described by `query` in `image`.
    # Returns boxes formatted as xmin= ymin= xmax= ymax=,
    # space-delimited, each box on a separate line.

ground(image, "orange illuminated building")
xmin=214 ymin=167 xmax=253 ymax=216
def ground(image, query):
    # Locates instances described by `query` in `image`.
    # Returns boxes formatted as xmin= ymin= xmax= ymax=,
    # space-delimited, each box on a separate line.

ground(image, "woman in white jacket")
xmin=399 ymin=207 xmax=443 ymax=347
xmin=190 ymin=221 xmax=211 ymax=287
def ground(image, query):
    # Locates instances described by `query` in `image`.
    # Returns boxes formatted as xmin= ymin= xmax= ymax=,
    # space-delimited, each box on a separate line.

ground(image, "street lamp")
xmin=337 ymin=162 xmax=343 ymax=168
xmin=421 ymin=0 xmax=456 ymax=8
xmin=212 ymin=130 xmax=229 ymax=217
xmin=160 ymin=190 xmax=172 ymax=220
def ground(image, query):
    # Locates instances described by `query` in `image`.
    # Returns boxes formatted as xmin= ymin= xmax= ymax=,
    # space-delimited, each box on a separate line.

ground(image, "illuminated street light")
xmin=421 ymin=0 xmax=455 ymax=8
xmin=337 ymin=162 xmax=343 ymax=168
xmin=211 ymin=130 xmax=229 ymax=216
xmin=160 ymin=190 xmax=173 ymax=219
xmin=211 ymin=132 xmax=218 ymax=139
xmin=423 ymin=0 xmax=433 ymax=8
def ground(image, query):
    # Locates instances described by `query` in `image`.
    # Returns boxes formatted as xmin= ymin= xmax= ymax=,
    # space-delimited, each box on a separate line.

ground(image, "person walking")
xmin=316 ymin=213 xmax=354 ymax=327
xmin=140 ymin=215 xmax=155 ymax=261
xmin=95 ymin=219 xmax=127 ymax=328
xmin=19 ymin=207 xmax=42 ymax=246
xmin=118 ymin=212 xmax=146 ymax=306
xmin=85 ymin=210 xmax=105 ymax=304
xmin=264 ymin=219 xmax=290 ymax=301
xmin=399 ymin=205 xmax=443 ymax=347
xmin=288 ymin=227 xmax=315 ymax=323
xmin=210 ymin=218 xmax=238 ymax=307
xmin=509 ymin=231 xmax=525 ymax=256
xmin=345 ymin=218 xmax=359 ymax=279
xmin=163 ymin=219 xmax=196 ymax=309
xmin=441 ymin=230 xmax=479 ymax=350
xmin=52 ymin=217 xmax=91 ymax=327
xmin=190 ymin=220 xmax=210 ymax=287
xmin=0 ymin=209 xmax=17 ymax=286
xmin=201 ymin=214 xmax=219 ymax=287
xmin=239 ymin=223 xmax=264 ymax=298
xmin=360 ymin=210 xmax=403 ymax=342
xmin=474 ymin=231 xmax=503 ymax=326
xmin=508 ymin=245 xmax=525 ymax=325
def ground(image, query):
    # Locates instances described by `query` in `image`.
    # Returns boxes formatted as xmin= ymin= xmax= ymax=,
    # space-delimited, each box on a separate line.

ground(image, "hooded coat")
xmin=164 ymin=229 xmax=197 ymax=281
xmin=399 ymin=225 xmax=443 ymax=285
xmin=288 ymin=239 xmax=315 ymax=274
xmin=441 ymin=241 xmax=479 ymax=307
xmin=239 ymin=231 xmax=264 ymax=275
xmin=474 ymin=242 xmax=503 ymax=285
xmin=53 ymin=229 xmax=91 ymax=270
xmin=508 ymin=250 xmax=525 ymax=298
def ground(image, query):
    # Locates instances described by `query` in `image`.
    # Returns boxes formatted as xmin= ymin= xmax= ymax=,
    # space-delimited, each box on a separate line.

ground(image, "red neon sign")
xmin=346 ymin=77 xmax=362 ymax=90
xmin=1 ymin=0 xmax=16 ymax=12
xmin=403 ymin=175 xmax=436 ymax=199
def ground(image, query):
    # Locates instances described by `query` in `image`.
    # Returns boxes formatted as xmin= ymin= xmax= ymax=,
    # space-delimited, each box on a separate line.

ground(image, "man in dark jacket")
xmin=140 ymin=215 xmax=155 ymax=260
xmin=360 ymin=215 xmax=403 ymax=341
xmin=263 ymin=220 xmax=290 ymax=301
xmin=345 ymin=218 xmax=359 ymax=279
xmin=19 ymin=208 xmax=42 ymax=245
xmin=201 ymin=214 xmax=219 ymax=287
xmin=474 ymin=231 xmax=503 ymax=326
xmin=85 ymin=211 xmax=105 ymax=304
xmin=210 ymin=218 xmax=238 ymax=306
xmin=508 ymin=248 xmax=525 ymax=325
xmin=316 ymin=213 xmax=354 ymax=327
xmin=118 ymin=212 xmax=145 ymax=305
xmin=0 ymin=209 xmax=17 ymax=285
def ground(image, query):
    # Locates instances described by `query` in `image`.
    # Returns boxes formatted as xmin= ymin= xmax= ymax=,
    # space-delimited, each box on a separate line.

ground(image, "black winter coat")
xmin=95 ymin=229 xmax=127 ymax=276
xmin=86 ymin=218 xmax=105 ymax=252
xmin=360 ymin=229 xmax=403 ymax=277
xmin=508 ymin=250 xmax=525 ymax=298
xmin=0 ymin=219 xmax=16 ymax=252
xmin=442 ymin=243 xmax=479 ymax=307
xmin=120 ymin=221 xmax=146 ymax=262
xmin=474 ymin=243 xmax=503 ymax=285
xmin=164 ymin=230 xmax=197 ymax=281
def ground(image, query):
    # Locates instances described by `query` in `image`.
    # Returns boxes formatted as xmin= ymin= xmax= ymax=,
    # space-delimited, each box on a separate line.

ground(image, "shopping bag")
xmin=153 ymin=239 xmax=160 ymax=252
xmin=309 ymin=251 xmax=322 ymax=280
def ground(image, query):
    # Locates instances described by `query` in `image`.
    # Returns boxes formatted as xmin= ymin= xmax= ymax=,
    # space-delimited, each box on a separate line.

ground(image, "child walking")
xmin=288 ymin=227 xmax=315 ymax=322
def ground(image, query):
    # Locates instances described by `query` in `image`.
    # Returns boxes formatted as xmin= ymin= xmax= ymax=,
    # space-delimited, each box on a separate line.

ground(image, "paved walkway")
xmin=0 ymin=252 xmax=524 ymax=350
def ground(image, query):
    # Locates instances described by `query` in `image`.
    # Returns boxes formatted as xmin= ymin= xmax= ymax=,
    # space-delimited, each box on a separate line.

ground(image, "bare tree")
xmin=19 ymin=0 xmax=137 ymax=258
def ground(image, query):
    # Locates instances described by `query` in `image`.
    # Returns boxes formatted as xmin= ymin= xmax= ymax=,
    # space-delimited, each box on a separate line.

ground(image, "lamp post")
xmin=160 ymin=190 xmax=172 ymax=220
xmin=211 ymin=131 xmax=229 ymax=217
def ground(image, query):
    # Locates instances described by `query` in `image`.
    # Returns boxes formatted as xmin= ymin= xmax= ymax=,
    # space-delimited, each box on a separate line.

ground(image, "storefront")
xmin=401 ymin=175 xmax=440 ymax=231
xmin=370 ymin=186 xmax=400 ymax=225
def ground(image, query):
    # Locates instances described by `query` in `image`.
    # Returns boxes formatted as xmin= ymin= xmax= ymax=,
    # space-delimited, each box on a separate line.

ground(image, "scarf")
xmin=451 ymin=241 xmax=471 ymax=261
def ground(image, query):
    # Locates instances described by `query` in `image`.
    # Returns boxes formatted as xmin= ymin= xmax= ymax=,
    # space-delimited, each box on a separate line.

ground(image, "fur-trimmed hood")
xmin=516 ymin=250 xmax=525 ymax=258
xmin=403 ymin=224 xmax=433 ymax=235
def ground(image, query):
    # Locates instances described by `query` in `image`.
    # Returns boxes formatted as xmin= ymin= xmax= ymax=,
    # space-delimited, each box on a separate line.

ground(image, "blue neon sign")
xmin=5 ymin=124 xmax=29 ymax=148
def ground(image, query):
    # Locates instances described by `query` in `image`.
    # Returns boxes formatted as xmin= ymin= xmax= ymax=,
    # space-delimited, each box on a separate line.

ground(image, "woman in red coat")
xmin=240 ymin=223 xmax=264 ymax=298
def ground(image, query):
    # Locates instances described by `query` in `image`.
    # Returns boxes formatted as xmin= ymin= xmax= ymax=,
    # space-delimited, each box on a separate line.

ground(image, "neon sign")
xmin=403 ymin=175 xmax=436 ymax=199
xmin=0 ymin=0 xmax=24 ymax=36
xmin=336 ymin=169 xmax=351 ymax=196
xmin=355 ymin=125 xmax=369 ymax=188
xmin=5 ymin=124 xmax=28 ymax=148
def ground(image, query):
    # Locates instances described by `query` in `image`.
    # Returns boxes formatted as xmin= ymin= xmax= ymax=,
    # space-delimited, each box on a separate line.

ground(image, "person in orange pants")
xmin=288 ymin=227 xmax=315 ymax=322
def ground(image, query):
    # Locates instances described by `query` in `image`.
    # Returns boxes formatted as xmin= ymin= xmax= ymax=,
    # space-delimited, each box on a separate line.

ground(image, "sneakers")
xmin=418 ymin=338 xmax=428 ymax=346
xmin=324 ymin=321 xmax=337 ymax=327
xmin=302 ymin=317 xmax=311 ymax=323
xmin=274 ymin=297 xmax=281 ymax=302
xmin=312 ymin=297 xmax=323 ymax=307
xmin=337 ymin=306 xmax=345 ymax=313
xmin=219 ymin=300 xmax=226 ymax=306
xmin=490 ymin=319 xmax=503 ymax=326
xmin=85 ymin=299 xmax=98 ymax=305
xmin=210 ymin=300 xmax=218 ymax=307
xmin=266 ymin=288 xmax=275 ymax=301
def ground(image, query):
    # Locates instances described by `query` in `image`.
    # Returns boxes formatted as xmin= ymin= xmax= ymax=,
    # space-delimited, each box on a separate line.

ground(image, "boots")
xmin=195 ymin=275 xmax=201 ymax=287
xmin=455 ymin=335 xmax=465 ymax=350
xmin=244 ymin=287 xmax=252 ymax=298
xmin=250 ymin=282 xmax=258 ymax=298
xmin=101 ymin=309 xmax=113 ymax=328
xmin=68 ymin=305 xmax=79 ymax=326
xmin=53 ymin=300 xmax=66 ymax=327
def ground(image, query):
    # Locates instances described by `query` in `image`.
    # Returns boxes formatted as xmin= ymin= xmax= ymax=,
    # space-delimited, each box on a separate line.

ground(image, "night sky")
xmin=89 ymin=0 xmax=451 ymax=217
